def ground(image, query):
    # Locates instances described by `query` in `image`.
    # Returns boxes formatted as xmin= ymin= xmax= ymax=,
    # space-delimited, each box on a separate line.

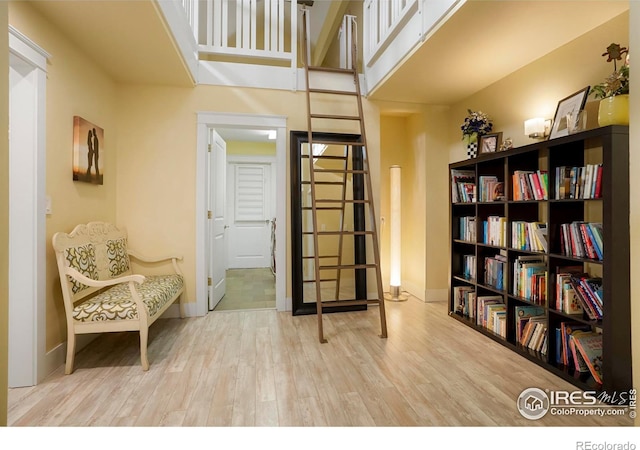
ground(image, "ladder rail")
xmin=301 ymin=10 xmax=387 ymax=342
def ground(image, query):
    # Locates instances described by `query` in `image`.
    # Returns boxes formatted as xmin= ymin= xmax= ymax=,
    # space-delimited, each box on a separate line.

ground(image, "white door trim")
xmin=196 ymin=113 xmax=288 ymax=315
xmin=8 ymin=26 xmax=49 ymax=386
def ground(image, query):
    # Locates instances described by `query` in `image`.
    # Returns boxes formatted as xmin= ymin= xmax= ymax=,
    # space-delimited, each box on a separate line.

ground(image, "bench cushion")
xmin=72 ymin=274 xmax=184 ymax=322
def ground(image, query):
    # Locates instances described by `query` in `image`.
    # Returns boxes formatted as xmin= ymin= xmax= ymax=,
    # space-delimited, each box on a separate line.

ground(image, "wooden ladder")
xmin=301 ymin=10 xmax=387 ymax=343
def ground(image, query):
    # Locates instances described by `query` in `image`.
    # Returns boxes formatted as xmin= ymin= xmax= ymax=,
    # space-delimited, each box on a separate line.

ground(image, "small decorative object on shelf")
xmin=592 ymin=42 xmax=629 ymax=126
xmin=499 ymin=137 xmax=513 ymax=152
xmin=461 ymin=109 xmax=493 ymax=159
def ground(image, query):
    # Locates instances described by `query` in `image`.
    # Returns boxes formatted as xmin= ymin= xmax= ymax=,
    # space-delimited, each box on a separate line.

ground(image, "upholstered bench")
xmin=52 ymin=221 xmax=185 ymax=374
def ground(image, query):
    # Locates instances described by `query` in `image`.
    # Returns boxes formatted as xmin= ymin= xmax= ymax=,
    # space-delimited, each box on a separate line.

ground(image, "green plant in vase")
xmin=461 ymin=109 xmax=492 ymax=158
xmin=592 ymin=43 xmax=629 ymax=126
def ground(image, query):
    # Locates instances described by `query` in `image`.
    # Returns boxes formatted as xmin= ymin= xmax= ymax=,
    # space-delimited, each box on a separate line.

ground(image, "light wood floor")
xmin=7 ymin=297 xmax=633 ymax=427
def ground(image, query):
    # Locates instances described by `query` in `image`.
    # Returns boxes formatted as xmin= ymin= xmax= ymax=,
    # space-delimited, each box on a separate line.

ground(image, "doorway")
xmin=196 ymin=113 xmax=287 ymax=316
xmin=8 ymin=26 xmax=49 ymax=387
xmin=214 ymin=131 xmax=277 ymax=311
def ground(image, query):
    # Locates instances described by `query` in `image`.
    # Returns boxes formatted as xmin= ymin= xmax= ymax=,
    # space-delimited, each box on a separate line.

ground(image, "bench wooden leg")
xmin=65 ymin=331 xmax=76 ymax=375
xmin=140 ymin=328 xmax=150 ymax=371
xmin=179 ymin=292 xmax=185 ymax=319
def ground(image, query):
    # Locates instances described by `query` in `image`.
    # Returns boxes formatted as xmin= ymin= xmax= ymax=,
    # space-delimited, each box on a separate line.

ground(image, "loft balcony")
xmin=26 ymin=1 xmax=630 ymax=103
xmin=157 ymin=0 xmax=465 ymax=93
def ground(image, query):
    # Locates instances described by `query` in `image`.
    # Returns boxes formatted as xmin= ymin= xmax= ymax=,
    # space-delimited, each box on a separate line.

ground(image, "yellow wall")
xmin=447 ymin=11 xmax=630 ymax=161
xmin=226 ymin=141 xmax=276 ymax=156
xmin=0 ymin=0 xmax=9 ymax=428
xmin=115 ymin=83 xmax=381 ymax=305
xmin=9 ymin=1 xmax=119 ymax=351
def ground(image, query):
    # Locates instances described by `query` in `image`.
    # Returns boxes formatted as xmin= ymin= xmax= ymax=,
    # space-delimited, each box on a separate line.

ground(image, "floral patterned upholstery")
xmin=64 ymin=244 xmax=99 ymax=294
xmin=72 ymin=274 xmax=184 ymax=322
xmin=106 ymin=237 xmax=130 ymax=277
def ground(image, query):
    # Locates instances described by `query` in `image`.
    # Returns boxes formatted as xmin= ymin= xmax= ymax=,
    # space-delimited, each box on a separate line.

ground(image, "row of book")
xmin=452 ymin=164 xmax=602 ymax=203
xmin=462 ymin=254 xmax=476 ymax=281
xmin=451 ymin=169 xmax=476 ymax=203
xmin=483 ymin=215 xmax=507 ymax=247
xmin=478 ymin=176 xmax=505 ymax=202
xmin=511 ymin=221 xmax=548 ymax=252
xmin=484 ymin=254 xmax=507 ymax=291
xmin=516 ymin=306 xmax=547 ymax=355
xmin=458 ymin=216 xmax=476 ymax=242
xmin=555 ymin=164 xmax=603 ymax=200
xmin=513 ymin=255 xmax=547 ymax=304
xmin=477 ymin=295 xmax=506 ymax=338
xmin=512 ymin=170 xmax=548 ymax=201
xmin=556 ymin=321 xmax=603 ymax=384
xmin=559 ymin=221 xmax=603 ymax=260
xmin=555 ymin=266 xmax=603 ymax=320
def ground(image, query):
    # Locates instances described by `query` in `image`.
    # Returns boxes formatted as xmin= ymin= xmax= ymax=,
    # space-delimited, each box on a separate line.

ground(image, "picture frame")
xmin=73 ymin=116 xmax=104 ymax=185
xmin=479 ymin=132 xmax=503 ymax=154
xmin=549 ymin=86 xmax=590 ymax=140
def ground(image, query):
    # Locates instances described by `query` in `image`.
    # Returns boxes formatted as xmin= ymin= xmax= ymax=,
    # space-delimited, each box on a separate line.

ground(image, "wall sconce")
xmin=385 ymin=165 xmax=408 ymax=302
xmin=524 ymin=118 xmax=551 ymax=139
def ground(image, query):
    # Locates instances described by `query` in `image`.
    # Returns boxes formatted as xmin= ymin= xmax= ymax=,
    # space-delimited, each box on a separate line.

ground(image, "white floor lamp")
xmin=385 ymin=165 xmax=408 ymax=302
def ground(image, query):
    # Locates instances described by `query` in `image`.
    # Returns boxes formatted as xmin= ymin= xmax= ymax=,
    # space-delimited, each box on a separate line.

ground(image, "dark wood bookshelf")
xmin=448 ymin=125 xmax=631 ymax=395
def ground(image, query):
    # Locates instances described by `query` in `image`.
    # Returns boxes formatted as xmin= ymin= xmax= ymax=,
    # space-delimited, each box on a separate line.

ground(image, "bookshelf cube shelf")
xmin=448 ymin=125 xmax=630 ymax=395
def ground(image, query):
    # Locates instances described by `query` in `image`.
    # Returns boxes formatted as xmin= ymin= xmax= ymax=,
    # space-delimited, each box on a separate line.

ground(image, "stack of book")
xmin=513 ymin=255 xmax=547 ymax=304
xmin=556 ymin=322 xmax=603 ymax=384
xmin=483 ymin=215 xmax=507 ymax=246
xmin=451 ymin=169 xmax=476 ymax=203
xmin=484 ymin=253 xmax=507 ymax=290
xmin=512 ymin=170 xmax=548 ymax=201
xmin=511 ymin=221 xmax=548 ymax=252
xmin=559 ymin=222 xmax=603 ymax=260
xmin=478 ymin=175 xmax=505 ymax=202
xmin=555 ymin=164 xmax=603 ymax=200
xmin=459 ymin=216 xmax=476 ymax=242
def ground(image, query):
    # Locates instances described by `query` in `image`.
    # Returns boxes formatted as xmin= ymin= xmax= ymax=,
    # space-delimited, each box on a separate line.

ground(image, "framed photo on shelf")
xmin=549 ymin=86 xmax=590 ymax=140
xmin=479 ymin=132 xmax=503 ymax=154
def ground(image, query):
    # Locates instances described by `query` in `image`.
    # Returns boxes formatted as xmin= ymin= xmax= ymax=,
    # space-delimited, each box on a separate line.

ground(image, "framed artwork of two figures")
xmin=73 ymin=116 xmax=104 ymax=185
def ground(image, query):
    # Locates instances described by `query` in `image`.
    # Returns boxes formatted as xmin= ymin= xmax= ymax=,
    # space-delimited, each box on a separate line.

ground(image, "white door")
xmin=227 ymin=162 xmax=274 ymax=269
xmin=208 ymin=129 xmax=227 ymax=310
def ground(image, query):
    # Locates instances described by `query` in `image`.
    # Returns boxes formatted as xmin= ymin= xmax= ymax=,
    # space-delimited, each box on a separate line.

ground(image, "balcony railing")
xmin=363 ymin=0 xmax=418 ymax=65
xmin=196 ymin=0 xmax=297 ymax=68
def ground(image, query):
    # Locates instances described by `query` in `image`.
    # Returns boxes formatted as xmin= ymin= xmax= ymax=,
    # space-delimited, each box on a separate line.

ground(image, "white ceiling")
xmin=367 ymin=0 xmax=630 ymax=105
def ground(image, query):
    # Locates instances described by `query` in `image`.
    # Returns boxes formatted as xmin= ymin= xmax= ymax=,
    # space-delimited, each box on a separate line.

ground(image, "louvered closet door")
xmin=227 ymin=162 xmax=273 ymax=269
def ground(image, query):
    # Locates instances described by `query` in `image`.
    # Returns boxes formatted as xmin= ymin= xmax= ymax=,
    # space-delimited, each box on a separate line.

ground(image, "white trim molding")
xmin=196 ymin=112 xmax=288 ymax=315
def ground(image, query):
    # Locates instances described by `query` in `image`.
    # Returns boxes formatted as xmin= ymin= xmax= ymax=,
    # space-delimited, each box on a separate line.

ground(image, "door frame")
xmin=226 ymin=154 xmax=277 ymax=270
xmin=8 ymin=26 xmax=49 ymax=386
xmin=196 ymin=113 xmax=287 ymax=315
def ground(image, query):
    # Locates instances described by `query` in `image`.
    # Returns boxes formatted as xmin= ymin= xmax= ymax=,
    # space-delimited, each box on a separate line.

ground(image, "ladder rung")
xmin=313 ymin=169 xmax=368 ymax=174
xmin=308 ymin=66 xmax=355 ymax=74
xmin=310 ymin=113 xmax=361 ymax=121
xmin=315 ymin=199 xmax=370 ymax=204
xmin=308 ymin=139 xmax=363 ymax=146
xmin=303 ymin=278 xmax=338 ymax=283
xmin=318 ymin=263 xmax=377 ymax=270
xmin=303 ymin=255 xmax=339 ymax=259
xmin=309 ymin=88 xmax=357 ymax=96
xmin=301 ymin=181 xmax=346 ymax=185
xmin=320 ymin=299 xmax=382 ymax=308
xmin=301 ymin=155 xmax=348 ymax=160
xmin=301 ymin=206 xmax=343 ymax=210
xmin=303 ymin=231 xmax=374 ymax=236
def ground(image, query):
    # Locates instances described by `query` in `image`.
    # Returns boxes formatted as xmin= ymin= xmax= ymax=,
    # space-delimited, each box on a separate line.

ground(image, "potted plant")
xmin=461 ymin=109 xmax=493 ymax=158
xmin=592 ymin=43 xmax=629 ymax=126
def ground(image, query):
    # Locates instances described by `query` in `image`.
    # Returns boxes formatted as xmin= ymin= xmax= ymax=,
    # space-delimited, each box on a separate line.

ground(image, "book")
xmin=451 ymin=169 xmax=475 ymax=203
xmin=515 ymin=306 xmax=545 ymax=342
xmin=572 ymin=331 xmax=604 ymax=384
xmin=560 ymin=322 xmax=592 ymax=368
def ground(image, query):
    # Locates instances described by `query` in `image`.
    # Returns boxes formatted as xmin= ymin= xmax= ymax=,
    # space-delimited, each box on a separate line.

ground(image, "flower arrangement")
xmin=461 ymin=109 xmax=493 ymax=139
xmin=592 ymin=43 xmax=629 ymax=99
